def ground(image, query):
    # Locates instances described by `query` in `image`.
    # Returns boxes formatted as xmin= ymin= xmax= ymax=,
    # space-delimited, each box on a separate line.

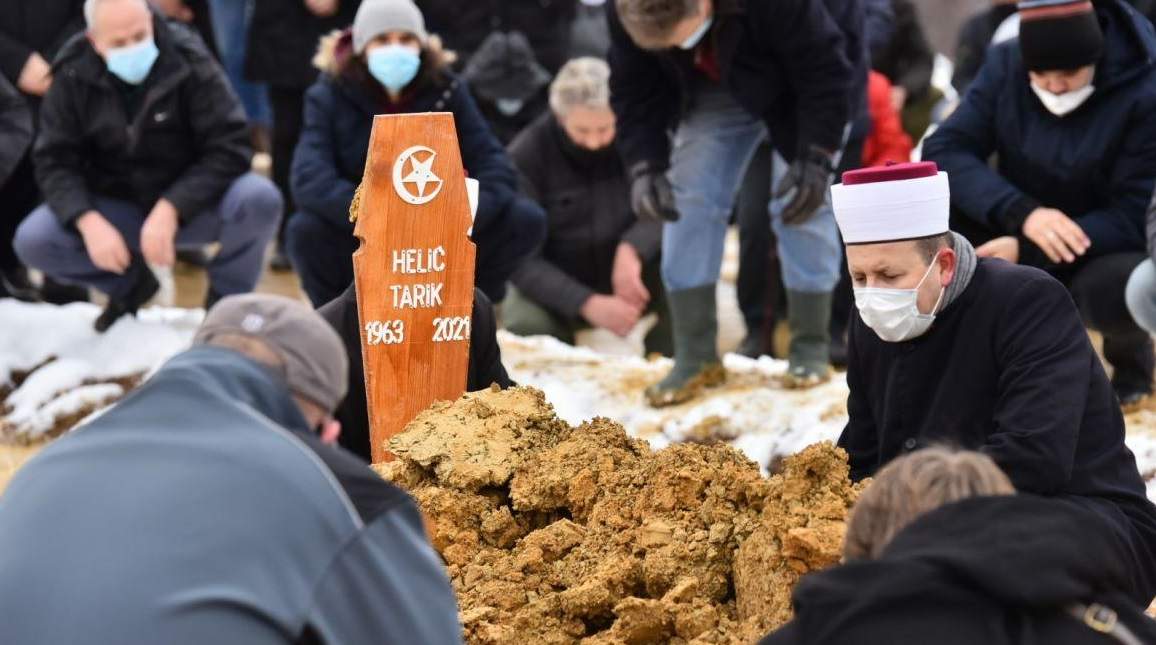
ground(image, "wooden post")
xmin=353 ymin=113 xmax=476 ymax=463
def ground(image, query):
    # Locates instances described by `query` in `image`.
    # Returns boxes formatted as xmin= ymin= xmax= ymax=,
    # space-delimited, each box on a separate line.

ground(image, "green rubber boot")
xmin=782 ymin=290 xmax=833 ymax=389
xmin=645 ymin=284 xmax=726 ymax=407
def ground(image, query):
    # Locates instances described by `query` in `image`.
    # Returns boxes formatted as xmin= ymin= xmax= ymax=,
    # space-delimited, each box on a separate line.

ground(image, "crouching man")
xmin=833 ymin=162 xmax=1156 ymax=604
xmin=0 ymin=294 xmax=462 ymax=644
xmin=15 ymin=0 xmax=281 ymax=332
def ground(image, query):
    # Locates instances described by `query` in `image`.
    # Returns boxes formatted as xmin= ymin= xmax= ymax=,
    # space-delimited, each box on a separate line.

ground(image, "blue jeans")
xmin=207 ymin=0 xmax=270 ymax=126
xmin=15 ymin=173 xmax=281 ymax=299
xmin=663 ymin=83 xmax=842 ymax=293
xmin=1126 ymin=258 xmax=1156 ymax=335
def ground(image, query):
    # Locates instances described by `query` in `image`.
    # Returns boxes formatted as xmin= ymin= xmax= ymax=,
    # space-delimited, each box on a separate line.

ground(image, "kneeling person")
xmin=15 ymin=0 xmax=281 ymax=332
xmin=833 ymin=162 xmax=1156 ymax=603
xmin=506 ymin=57 xmax=671 ymax=356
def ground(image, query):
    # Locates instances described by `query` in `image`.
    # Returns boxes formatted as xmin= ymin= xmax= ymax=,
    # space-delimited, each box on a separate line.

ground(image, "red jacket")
xmin=862 ymin=71 xmax=913 ymax=167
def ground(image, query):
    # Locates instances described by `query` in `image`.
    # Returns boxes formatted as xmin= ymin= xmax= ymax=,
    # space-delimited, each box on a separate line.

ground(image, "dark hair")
xmin=616 ymin=0 xmax=701 ymax=48
xmin=915 ymin=232 xmax=952 ymax=263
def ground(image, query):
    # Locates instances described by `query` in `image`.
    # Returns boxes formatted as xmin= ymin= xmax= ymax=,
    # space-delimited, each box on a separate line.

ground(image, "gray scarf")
xmin=941 ymin=231 xmax=977 ymax=310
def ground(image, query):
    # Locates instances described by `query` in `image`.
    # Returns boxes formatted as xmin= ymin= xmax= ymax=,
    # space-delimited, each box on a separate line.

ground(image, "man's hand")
xmin=149 ymin=0 xmax=195 ymax=21
xmin=17 ymin=53 xmax=52 ymax=96
xmin=629 ymin=162 xmax=679 ymax=222
xmin=581 ymin=294 xmax=642 ymax=338
xmin=776 ymin=145 xmax=836 ymax=225
xmin=77 ymin=211 xmax=131 ymax=274
xmin=611 ymin=242 xmax=650 ymax=309
xmin=141 ymin=198 xmax=179 ymax=267
xmin=890 ymin=85 xmax=908 ymax=113
xmin=1022 ymin=207 xmax=1089 ymax=263
xmin=976 ymin=236 xmax=1020 ymax=263
xmin=304 ymin=0 xmax=339 ymax=17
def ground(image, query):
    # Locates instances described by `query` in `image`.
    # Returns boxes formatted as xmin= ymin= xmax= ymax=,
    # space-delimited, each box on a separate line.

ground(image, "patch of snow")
xmin=10 ymin=383 xmax=124 ymax=439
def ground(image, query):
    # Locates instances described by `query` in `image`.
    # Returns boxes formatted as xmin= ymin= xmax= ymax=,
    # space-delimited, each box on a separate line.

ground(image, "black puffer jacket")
xmin=245 ymin=0 xmax=361 ymax=89
xmin=507 ymin=112 xmax=661 ymax=318
xmin=762 ymin=495 xmax=1156 ymax=645
xmin=0 ymin=0 xmax=84 ymax=88
xmin=0 ymin=73 xmax=33 ymax=185
xmin=318 ymin=284 xmax=512 ymax=462
xmin=415 ymin=0 xmax=576 ymax=73
xmin=34 ymin=17 xmax=251 ymax=226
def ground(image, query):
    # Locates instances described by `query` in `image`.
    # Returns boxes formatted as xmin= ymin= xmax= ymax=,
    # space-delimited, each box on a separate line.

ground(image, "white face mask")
xmin=853 ymin=256 xmax=946 ymax=343
xmin=679 ymin=15 xmax=713 ymax=50
xmin=1031 ymin=82 xmax=1095 ymax=117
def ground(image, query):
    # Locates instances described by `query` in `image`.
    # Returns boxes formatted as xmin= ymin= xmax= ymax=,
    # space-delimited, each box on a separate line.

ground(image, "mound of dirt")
xmin=377 ymin=386 xmax=862 ymax=644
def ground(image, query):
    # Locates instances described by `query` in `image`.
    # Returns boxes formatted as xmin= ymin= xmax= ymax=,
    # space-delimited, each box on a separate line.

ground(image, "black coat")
xmin=840 ymin=258 xmax=1156 ymax=602
xmin=762 ymin=496 xmax=1156 ymax=645
xmin=870 ymin=0 xmax=934 ymax=99
xmin=607 ymin=0 xmax=867 ymax=168
xmin=291 ymin=36 xmax=518 ymax=237
xmin=926 ymin=0 xmax=1156 ymax=264
xmin=245 ymin=0 xmax=360 ymax=89
xmin=318 ymin=284 xmax=512 ymax=462
xmin=415 ymin=0 xmax=576 ymax=74
xmin=0 ymin=73 xmax=33 ymax=186
xmin=507 ymin=113 xmax=661 ymax=318
xmin=951 ymin=3 xmax=1017 ymax=95
xmin=0 ymin=0 xmax=84 ymax=88
xmin=34 ymin=18 xmax=252 ymax=226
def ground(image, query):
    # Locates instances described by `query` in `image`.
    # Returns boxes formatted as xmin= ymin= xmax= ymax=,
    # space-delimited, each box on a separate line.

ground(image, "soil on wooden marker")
xmin=375 ymin=386 xmax=866 ymax=644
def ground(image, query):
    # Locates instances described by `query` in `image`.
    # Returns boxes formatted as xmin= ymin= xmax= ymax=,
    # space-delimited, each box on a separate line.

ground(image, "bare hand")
xmin=1022 ymin=207 xmax=1090 ymax=264
xmin=611 ymin=242 xmax=649 ymax=309
xmin=581 ymin=294 xmax=642 ymax=337
xmin=149 ymin=0 xmax=195 ymax=20
xmin=141 ymin=198 xmax=179 ymax=267
xmin=304 ymin=0 xmax=338 ymax=17
xmin=890 ymin=85 xmax=908 ymax=113
xmin=17 ymin=53 xmax=52 ymax=96
xmin=77 ymin=211 xmax=131 ymax=274
xmin=976 ymin=236 xmax=1020 ymax=263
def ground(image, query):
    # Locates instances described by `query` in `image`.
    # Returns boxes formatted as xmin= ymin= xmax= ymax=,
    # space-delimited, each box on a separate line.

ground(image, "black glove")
xmin=629 ymin=161 xmax=679 ymax=222
xmin=775 ymin=146 xmax=836 ymax=225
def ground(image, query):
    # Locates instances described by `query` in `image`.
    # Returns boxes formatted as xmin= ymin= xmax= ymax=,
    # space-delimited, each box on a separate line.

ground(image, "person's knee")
xmin=229 ymin=173 xmax=283 ymax=231
xmin=13 ymin=205 xmax=63 ymax=269
xmin=285 ymin=212 xmax=326 ymax=268
xmin=1126 ymin=260 xmax=1156 ymax=334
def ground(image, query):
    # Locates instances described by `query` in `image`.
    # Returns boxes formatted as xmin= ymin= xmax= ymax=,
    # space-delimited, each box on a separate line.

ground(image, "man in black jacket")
xmin=609 ymin=0 xmax=866 ymax=406
xmin=13 ymin=0 xmax=281 ymax=332
xmin=319 ymin=283 xmax=512 ymax=461
xmin=506 ymin=57 xmax=671 ymax=356
xmin=832 ymin=161 xmax=1156 ymax=604
xmin=0 ymin=294 xmax=463 ymax=644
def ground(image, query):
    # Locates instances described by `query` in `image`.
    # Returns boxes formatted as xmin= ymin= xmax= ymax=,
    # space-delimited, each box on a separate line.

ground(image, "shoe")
xmin=736 ymin=332 xmax=766 ymax=359
xmin=0 ymin=267 xmax=40 ymax=302
xmin=644 ymin=284 xmax=727 ymax=407
xmin=269 ymin=248 xmax=293 ymax=273
xmin=781 ymin=290 xmax=832 ymax=390
xmin=94 ymin=266 xmax=159 ymax=333
xmin=176 ymin=248 xmax=211 ymax=268
xmin=39 ymin=277 xmax=90 ymax=305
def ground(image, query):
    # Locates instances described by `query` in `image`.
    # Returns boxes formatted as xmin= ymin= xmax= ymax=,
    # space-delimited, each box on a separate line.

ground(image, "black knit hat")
xmin=1018 ymin=0 xmax=1104 ymax=71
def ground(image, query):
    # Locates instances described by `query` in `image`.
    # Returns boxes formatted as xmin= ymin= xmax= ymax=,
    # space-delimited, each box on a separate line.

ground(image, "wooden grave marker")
xmin=353 ymin=113 xmax=477 ymax=463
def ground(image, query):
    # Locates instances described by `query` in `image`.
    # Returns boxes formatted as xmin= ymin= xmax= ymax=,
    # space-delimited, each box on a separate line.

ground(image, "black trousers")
xmin=0 ymin=154 xmax=40 ymax=272
xmin=286 ymin=194 xmax=546 ymax=308
xmin=952 ymin=211 xmax=1154 ymax=393
xmin=268 ymin=86 xmax=306 ymax=248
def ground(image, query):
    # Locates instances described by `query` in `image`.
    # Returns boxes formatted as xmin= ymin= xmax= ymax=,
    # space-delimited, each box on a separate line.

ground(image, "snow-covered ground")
xmin=2 ymin=298 xmax=1155 ymax=502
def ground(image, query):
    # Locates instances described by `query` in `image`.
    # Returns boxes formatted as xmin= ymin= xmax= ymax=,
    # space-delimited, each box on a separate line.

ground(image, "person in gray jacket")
xmin=0 ymin=294 xmax=463 ymax=645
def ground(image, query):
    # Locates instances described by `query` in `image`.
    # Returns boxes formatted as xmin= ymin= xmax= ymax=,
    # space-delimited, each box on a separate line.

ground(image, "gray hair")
xmin=549 ymin=57 xmax=612 ymax=117
xmin=84 ymin=0 xmax=150 ymax=28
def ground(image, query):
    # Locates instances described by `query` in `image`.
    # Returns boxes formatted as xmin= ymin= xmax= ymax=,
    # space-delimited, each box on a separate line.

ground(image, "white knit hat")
xmin=831 ymin=162 xmax=950 ymax=244
xmin=352 ymin=0 xmax=428 ymax=54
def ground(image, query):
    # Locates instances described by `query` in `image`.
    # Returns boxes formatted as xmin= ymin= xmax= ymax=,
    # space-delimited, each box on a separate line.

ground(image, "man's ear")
xmin=938 ymin=247 xmax=958 ymax=287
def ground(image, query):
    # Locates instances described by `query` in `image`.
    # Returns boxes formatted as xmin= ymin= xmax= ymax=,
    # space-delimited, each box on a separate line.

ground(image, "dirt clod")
xmin=380 ymin=386 xmax=862 ymax=643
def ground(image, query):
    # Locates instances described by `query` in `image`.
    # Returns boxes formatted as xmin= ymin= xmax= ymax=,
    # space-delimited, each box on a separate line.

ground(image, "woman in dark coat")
xmin=318 ymin=283 xmax=511 ymax=461
xmin=924 ymin=0 xmax=1156 ymax=404
xmin=286 ymin=0 xmax=545 ymax=307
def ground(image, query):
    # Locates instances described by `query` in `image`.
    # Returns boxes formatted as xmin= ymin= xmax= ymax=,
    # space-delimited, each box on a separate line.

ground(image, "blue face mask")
xmin=367 ymin=44 xmax=421 ymax=95
xmin=106 ymin=37 xmax=159 ymax=85
xmin=679 ymin=15 xmax=713 ymax=50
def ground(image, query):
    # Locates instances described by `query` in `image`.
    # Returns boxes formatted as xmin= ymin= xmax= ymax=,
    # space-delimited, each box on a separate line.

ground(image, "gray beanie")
xmin=353 ymin=0 xmax=428 ymax=54
xmin=194 ymin=294 xmax=349 ymax=415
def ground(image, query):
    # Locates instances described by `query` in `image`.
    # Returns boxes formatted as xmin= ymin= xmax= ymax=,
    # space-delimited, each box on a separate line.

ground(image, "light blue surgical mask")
xmin=495 ymin=98 xmax=525 ymax=116
xmin=367 ymin=44 xmax=421 ymax=95
xmin=106 ymin=37 xmax=159 ymax=85
xmin=679 ymin=15 xmax=713 ymax=50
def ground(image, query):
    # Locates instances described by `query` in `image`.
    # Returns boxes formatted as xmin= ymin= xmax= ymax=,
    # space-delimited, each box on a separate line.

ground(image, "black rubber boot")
xmin=94 ymin=265 xmax=159 ymax=333
xmin=783 ymin=289 xmax=833 ymax=389
xmin=645 ymin=284 xmax=726 ymax=407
